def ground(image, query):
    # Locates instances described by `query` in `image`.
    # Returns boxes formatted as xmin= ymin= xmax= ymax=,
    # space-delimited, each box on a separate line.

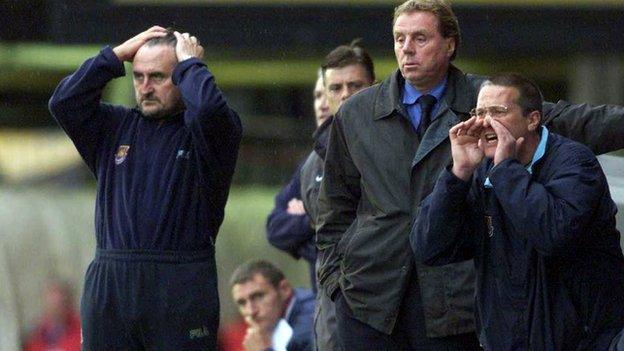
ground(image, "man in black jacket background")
xmin=300 ymin=41 xmax=376 ymax=351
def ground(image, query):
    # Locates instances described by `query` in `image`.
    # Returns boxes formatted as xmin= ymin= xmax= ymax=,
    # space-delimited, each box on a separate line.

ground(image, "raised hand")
xmin=173 ymin=31 xmax=204 ymax=62
xmin=242 ymin=326 xmax=272 ymax=351
xmin=113 ymin=26 xmax=168 ymax=62
xmin=487 ymin=117 xmax=524 ymax=166
xmin=450 ymin=116 xmax=485 ymax=181
xmin=287 ymin=198 xmax=307 ymax=215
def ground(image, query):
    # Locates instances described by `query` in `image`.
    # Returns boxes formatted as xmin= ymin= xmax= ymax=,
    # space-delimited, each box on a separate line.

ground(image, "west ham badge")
xmin=115 ymin=145 xmax=130 ymax=165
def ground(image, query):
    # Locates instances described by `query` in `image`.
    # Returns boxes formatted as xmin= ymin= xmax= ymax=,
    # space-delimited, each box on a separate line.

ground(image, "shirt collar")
xmin=283 ymin=293 xmax=296 ymax=321
xmin=402 ymin=76 xmax=448 ymax=105
xmin=526 ymin=125 xmax=549 ymax=174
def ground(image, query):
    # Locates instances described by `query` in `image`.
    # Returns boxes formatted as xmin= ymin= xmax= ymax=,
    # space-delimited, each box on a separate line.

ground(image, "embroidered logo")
xmin=315 ymin=174 xmax=323 ymax=182
xmin=115 ymin=145 xmax=130 ymax=165
xmin=177 ymin=149 xmax=190 ymax=159
xmin=189 ymin=326 xmax=211 ymax=339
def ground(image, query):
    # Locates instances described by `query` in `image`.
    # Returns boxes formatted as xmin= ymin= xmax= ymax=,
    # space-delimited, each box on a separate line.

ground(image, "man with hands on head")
xmin=411 ymin=73 xmax=624 ymax=350
xmin=49 ymin=26 xmax=242 ymax=350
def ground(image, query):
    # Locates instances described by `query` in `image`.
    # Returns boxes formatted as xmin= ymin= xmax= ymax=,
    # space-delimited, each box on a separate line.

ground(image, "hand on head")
xmin=113 ymin=26 xmax=168 ymax=62
xmin=173 ymin=31 xmax=204 ymax=62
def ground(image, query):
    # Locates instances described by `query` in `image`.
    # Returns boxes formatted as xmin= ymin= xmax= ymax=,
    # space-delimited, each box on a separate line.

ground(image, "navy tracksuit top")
xmin=49 ymin=46 xmax=242 ymax=251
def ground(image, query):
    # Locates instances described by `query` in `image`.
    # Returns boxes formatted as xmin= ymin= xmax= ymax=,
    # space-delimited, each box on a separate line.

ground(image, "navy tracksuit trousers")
xmin=80 ymin=249 xmax=219 ymax=350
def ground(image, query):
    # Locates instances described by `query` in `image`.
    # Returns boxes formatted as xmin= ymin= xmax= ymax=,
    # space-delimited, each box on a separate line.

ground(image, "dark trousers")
xmin=81 ymin=249 xmax=219 ymax=351
xmin=335 ymin=269 xmax=480 ymax=351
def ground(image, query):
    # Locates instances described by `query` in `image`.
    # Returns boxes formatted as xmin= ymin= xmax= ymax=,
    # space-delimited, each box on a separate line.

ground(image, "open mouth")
xmin=484 ymin=133 xmax=498 ymax=143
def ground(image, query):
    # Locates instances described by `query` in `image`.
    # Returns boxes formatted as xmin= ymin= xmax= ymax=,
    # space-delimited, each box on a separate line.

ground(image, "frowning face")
xmin=232 ymin=274 xmax=291 ymax=332
xmin=324 ymin=63 xmax=373 ymax=116
xmin=132 ymin=44 xmax=183 ymax=119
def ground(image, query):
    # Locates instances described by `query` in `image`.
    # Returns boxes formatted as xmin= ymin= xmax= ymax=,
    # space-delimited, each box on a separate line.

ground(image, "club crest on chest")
xmin=115 ymin=145 xmax=130 ymax=165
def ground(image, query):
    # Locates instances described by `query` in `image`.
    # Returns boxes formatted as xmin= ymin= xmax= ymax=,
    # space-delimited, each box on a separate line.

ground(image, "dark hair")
xmin=321 ymin=38 xmax=375 ymax=83
xmin=144 ymin=28 xmax=177 ymax=48
xmin=480 ymin=73 xmax=544 ymax=118
xmin=393 ymin=0 xmax=460 ymax=61
xmin=229 ymin=260 xmax=286 ymax=288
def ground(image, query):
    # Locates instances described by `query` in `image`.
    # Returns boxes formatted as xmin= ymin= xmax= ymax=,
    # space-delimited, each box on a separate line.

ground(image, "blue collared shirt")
xmin=484 ymin=126 xmax=549 ymax=188
xmin=402 ymin=77 xmax=447 ymax=131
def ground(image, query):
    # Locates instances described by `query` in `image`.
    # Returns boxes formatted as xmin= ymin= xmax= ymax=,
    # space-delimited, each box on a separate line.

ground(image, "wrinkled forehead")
xmin=231 ymin=274 xmax=274 ymax=300
xmin=393 ymin=10 xmax=441 ymax=35
xmin=477 ymin=84 xmax=519 ymax=107
xmin=324 ymin=63 xmax=369 ymax=85
xmin=132 ymin=44 xmax=177 ymax=71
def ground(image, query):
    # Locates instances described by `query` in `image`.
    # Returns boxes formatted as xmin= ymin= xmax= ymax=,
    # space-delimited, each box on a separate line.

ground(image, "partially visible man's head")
xmin=479 ymin=74 xmax=543 ymax=117
xmin=313 ymin=70 xmax=331 ymax=127
xmin=230 ymin=260 xmax=293 ymax=332
xmin=392 ymin=0 xmax=459 ymax=91
xmin=322 ymin=39 xmax=375 ymax=115
xmin=132 ymin=30 xmax=184 ymax=119
xmin=475 ymin=73 xmax=543 ymax=160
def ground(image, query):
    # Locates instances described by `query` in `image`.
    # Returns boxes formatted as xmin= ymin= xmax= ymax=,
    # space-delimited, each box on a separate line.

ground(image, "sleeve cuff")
xmin=488 ymin=158 xmax=523 ymax=186
xmin=172 ymin=57 xmax=208 ymax=85
xmin=440 ymin=167 xmax=472 ymax=194
xmin=100 ymin=46 xmax=126 ymax=77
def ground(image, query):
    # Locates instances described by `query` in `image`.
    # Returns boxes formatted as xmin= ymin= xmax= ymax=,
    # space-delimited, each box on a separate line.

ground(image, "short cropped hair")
xmin=480 ymin=73 xmax=544 ymax=118
xmin=229 ymin=260 xmax=286 ymax=288
xmin=144 ymin=29 xmax=177 ymax=48
xmin=321 ymin=38 xmax=375 ymax=83
xmin=393 ymin=0 xmax=460 ymax=61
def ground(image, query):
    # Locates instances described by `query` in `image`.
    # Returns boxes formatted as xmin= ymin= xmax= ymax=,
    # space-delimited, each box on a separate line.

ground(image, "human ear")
xmin=527 ymin=111 xmax=541 ymax=131
xmin=446 ymin=38 xmax=456 ymax=59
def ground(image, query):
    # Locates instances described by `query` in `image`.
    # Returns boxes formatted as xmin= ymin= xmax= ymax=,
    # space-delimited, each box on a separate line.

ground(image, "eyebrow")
xmin=395 ymin=28 xmax=428 ymax=36
xmin=132 ymin=71 xmax=167 ymax=78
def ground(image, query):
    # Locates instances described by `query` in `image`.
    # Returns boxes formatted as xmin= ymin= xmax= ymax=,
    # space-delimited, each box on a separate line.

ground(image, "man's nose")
xmin=402 ymin=37 xmax=415 ymax=54
xmin=342 ymin=85 xmax=358 ymax=100
xmin=138 ymin=80 xmax=153 ymax=94
xmin=241 ymin=302 xmax=255 ymax=319
xmin=320 ymin=96 xmax=329 ymax=111
xmin=248 ymin=301 xmax=259 ymax=316
xmin=483 ymin=116 xmax=492 ymax=127
xmin=340 ymin=87 xmax=350 ymax=101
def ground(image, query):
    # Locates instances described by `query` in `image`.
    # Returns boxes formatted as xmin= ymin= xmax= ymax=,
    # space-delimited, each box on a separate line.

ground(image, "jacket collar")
xmin=373 ymin=65 xmax=476 ymax=121
xmin=312 ymin=115 xmax=333 ymax=160
xmin=373 ymin=69 xmax=408 ymax=120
